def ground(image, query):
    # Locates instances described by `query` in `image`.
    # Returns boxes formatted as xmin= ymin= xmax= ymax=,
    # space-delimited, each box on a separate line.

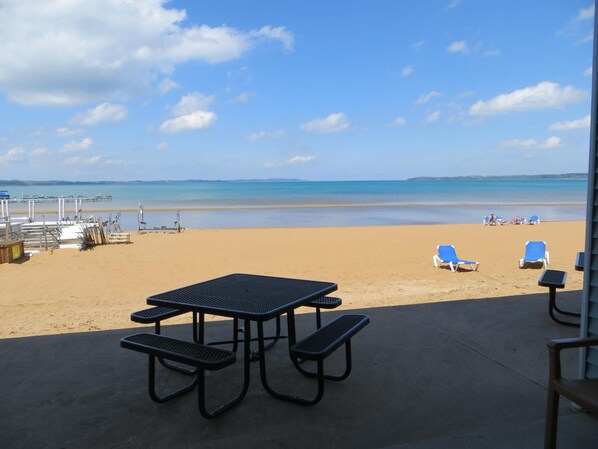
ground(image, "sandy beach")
xmin=0 ymin=221 xmax=585 ymax=339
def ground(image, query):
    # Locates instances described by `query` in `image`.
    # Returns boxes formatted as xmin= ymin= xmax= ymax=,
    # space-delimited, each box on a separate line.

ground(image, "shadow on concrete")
xmin=1 ymin=291 xmax=596 ymax=449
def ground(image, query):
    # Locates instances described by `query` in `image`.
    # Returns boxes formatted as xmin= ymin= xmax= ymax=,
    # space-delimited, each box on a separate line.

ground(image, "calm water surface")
xmin=0 ymin=179 xmax=587 ymax=230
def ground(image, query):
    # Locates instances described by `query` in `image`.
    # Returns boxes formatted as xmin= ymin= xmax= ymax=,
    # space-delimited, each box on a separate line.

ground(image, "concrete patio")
xmin=1 ymin=290 xmax=596 ymax=448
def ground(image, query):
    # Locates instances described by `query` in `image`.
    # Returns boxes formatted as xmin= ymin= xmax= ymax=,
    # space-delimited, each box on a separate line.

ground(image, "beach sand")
xmin=0 ymin=221 xmax=585 ymax=338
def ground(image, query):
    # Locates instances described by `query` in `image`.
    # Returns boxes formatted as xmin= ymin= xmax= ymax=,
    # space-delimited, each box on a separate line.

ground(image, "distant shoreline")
xmin=0 ymin=173 xmax=588 ymax=185
xmin=407 ymin=173 xmax=587 ymax=181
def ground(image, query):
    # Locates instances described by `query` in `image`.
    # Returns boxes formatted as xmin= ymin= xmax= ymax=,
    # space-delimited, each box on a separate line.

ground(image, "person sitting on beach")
xmin=489 ymin=214 xmax=497 ymax=225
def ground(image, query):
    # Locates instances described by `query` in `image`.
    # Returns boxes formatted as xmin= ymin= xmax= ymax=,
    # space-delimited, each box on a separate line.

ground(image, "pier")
xmin=15 ymin=194 xmax=112 ymax=203
xmin=1 ymin=195 xmax=121 ymax=251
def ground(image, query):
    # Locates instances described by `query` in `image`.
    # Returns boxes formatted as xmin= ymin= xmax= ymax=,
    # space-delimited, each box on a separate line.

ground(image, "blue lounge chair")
xmin=519 ymin=240 xmax=549 ymax=268
xmin=529 ymin=215 xmax=540 ymax=225
xmin=433 ymin=245 xmax=479 ymax=272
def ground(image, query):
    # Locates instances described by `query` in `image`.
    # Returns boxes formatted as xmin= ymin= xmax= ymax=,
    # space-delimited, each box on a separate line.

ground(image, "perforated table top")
xmin=538 ymin=269 xmax=567 ymax=289
xmin=147 ymin=273 xmax=337 ymax=321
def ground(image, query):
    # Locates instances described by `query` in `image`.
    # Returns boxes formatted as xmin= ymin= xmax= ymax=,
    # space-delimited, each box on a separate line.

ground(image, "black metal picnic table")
xmin=146 ymin=273 xmax=338 ymax=402
xmin=538 ymin=269 xmax=580 ymax=327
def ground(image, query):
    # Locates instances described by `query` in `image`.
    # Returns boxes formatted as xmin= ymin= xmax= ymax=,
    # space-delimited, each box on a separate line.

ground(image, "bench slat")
xmin=291 ymin=314 xmax=369 ymax=360
xmin=130 ymin=306 xmax=187 ymax=324
xmin=121 ymin=333 xmax=235 ymax=370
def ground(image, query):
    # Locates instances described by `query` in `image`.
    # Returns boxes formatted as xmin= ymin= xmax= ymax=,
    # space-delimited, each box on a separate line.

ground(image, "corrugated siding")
xmin=583 ymin=1 xmax=598 ymax=379
xmin=586 ymin=173 xmax=598 ymax=375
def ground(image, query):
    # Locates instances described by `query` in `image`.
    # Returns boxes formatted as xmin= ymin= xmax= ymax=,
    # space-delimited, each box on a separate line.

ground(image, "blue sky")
xmin=0 ymin=0 xmax=595 ymax=181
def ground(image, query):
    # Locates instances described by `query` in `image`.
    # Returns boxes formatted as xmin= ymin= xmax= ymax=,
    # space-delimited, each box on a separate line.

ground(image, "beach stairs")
xmin=19 ymin=222 xmax=61 ymax=251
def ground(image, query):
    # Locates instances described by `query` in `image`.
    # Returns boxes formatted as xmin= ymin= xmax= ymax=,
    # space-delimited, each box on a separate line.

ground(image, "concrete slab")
xmin=1 ymin=292 xmax=596 ymax=448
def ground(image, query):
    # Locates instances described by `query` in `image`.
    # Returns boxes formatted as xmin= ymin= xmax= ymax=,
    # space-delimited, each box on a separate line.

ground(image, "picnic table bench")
xmin=259 ymin=314 xmax=370 ymax=406
xmin=121 ymin=333 xmax=244 ymax=419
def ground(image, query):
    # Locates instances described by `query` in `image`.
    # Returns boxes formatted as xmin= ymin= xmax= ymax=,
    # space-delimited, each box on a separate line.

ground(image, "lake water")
xmin=0 ymin=179 xmax=588 ymax=230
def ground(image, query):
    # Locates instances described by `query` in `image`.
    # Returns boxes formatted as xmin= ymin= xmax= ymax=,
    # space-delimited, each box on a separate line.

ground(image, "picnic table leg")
xmin=547 ymin=288 xmax=580 ymax=327
xmin=257 ymin=319 xmax=325 ymax=406
xmin=195 ymin=312 xmax=205 ymax=344
xmin=148 ymin=355 xmax=198 ymax=403
xmin=286 ymin=309 xmax=297 ymax=350
xmin=292 ymin=340 xmax=353 ymax=381
xmin=197 ymin=321 xmax=252 ymax=419
xmin=155 ymin=317 xmax=197 ymax=376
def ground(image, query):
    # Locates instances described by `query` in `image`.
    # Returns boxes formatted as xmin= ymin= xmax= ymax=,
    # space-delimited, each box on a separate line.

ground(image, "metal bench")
xmin=131 ymin=306 xmax=199 ymax=374
xmin=121 ymin=333 xmax=244 ymax=419
xmin=261 ymin=314 xmax=369 ymax=406
xmin=544 ymin=336 xmax=598 ymax=448
xmin=304 ymin=296 xmax=343 ymax=328
xmin=130 ymin=306 xmax=189 ymax=330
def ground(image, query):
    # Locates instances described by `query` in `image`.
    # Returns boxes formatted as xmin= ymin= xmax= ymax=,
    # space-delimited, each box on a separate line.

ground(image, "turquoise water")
xmin=0 ymin=179 xmax=588 ymax=230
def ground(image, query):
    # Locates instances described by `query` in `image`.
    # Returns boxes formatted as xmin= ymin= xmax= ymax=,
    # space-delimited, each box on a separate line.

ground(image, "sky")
xmin=0 ymin=0 xmax=595 ymax=181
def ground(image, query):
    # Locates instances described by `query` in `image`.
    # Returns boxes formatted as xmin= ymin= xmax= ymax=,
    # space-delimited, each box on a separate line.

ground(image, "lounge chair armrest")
xmin=547 ymin=336 xmax=598 ymax=380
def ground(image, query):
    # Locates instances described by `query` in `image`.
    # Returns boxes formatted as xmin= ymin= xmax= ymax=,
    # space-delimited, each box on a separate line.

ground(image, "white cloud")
xmin=246 ymin=129 xmax=285 ymax=141
xmin=0 ymin=147 xmax=25 ymax=163
xmin=469 ymin=81 xmax=588 ymax=116
xmin=301 ymin=113 xmax=349 ymax=134
xmin=160 ymin=92 xmax=217 ymax=133
xmin=391 ymin=117 xmax=407 ymax=127
xmin=171 ymin=93 xmax=214 ymax=116
xmin=247 ymin=131 xmax=267 ymax=141
xmin=416 ymin=91 xmax=442 ymax=105
xmin=458 ymin=90 xmax=476 ymax=98
xmin=549 ymin=115 xmax=591 ymax=130
xmin=287 ymin=155 xmax=315 ymax=165
xmin=537 ymin=136 xmax=562 ymax=148
xmin=231 ymin=92 xmax=252 ymax=103
xmin=157 ymin=141 xmax=169 ymax=150
xmin=159 ymin=78 xmax=179 ymax=94
xmin=483 ymin=49 xmax=501 ymax=57
xmin=251 ymin=26 xmax=294 ymax=51
xmin=60 ymin=137 xmax=93 ymax=153
xmin=71 ymin=103 xmax=128 ymax=125
xmin=31 ymin=146 xmax=50 ymax=156
xmin=502 ymin=136 xmax=562 ymax=149
xmin=0 ymin=1 xmax=293 ymax=105
xmin=402 ymin=65 xmax=414 ymax=77
xmin=62 ymin=155 xmax=103 ymax=166
xmin=447 ymin=40 xmax=469 ymax=54
xmin=56 ymin=127 xmax=84 ymax=137
xmin=585 ymin=66 xmax=593 ymax=76
xmin=426 ymin=110 xmax=441 ymax=123
xmin=577 ymin=5 xmax=595 ymax=21
xmin=577 ymin=33 xmax=594 ymax=44
xmin=265 ymin=154 xmax=315 ymax=168
xmin=411 ymin=41 xmax=425 ymax=51
xmin=160 ymin=110 xmax=216 ymax=133
xmin=446 ymin=0 xmax=462 ymax=10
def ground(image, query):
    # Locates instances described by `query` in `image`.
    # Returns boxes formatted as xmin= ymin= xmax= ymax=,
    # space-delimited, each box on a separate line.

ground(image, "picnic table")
xmin=122 ymin=273 xmax=369 ymax=417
